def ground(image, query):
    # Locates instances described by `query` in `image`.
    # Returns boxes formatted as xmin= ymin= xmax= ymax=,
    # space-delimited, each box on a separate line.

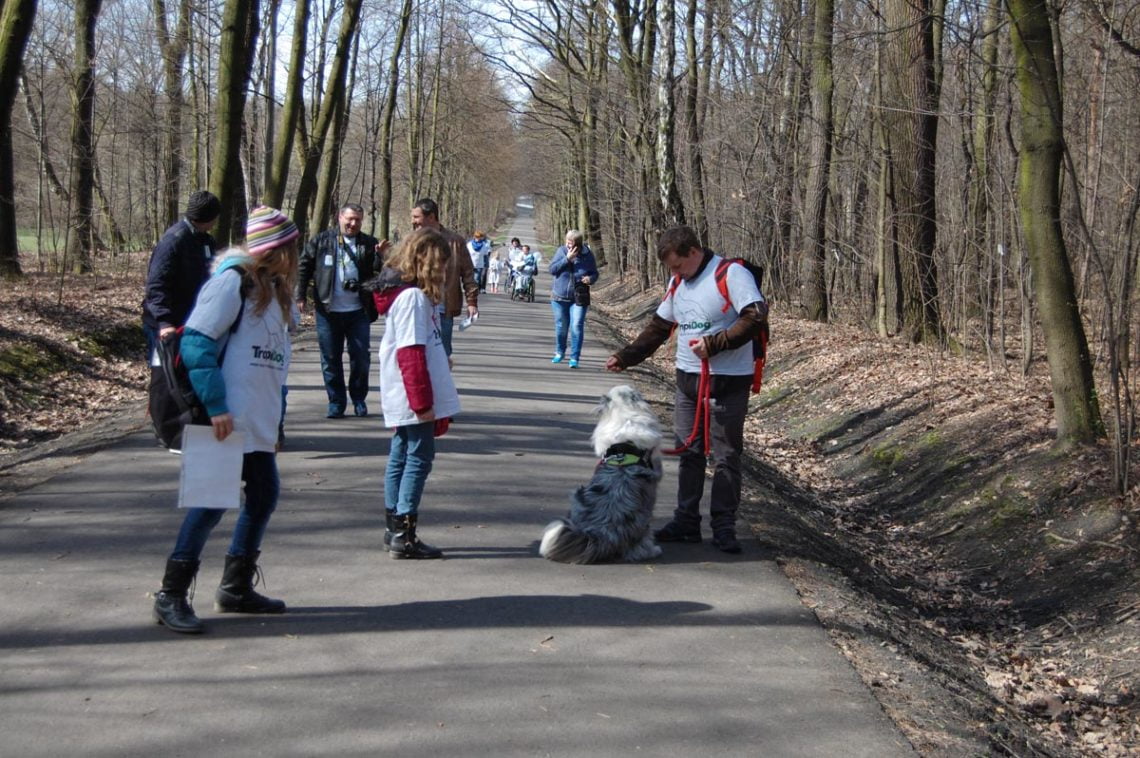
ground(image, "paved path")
xmin=0 ymin=202 xmax=911 ymax=756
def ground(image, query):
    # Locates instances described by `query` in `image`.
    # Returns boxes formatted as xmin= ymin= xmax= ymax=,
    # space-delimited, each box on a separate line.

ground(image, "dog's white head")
xmin=591 ymin=385 xmax=662 ymax=457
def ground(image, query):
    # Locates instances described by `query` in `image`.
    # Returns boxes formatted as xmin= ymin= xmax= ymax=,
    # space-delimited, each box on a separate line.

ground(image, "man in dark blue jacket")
xmin=296 ymin=203 xmax=386 ymax=418
xmin=142 ymin=190 xmax=221 ymax=360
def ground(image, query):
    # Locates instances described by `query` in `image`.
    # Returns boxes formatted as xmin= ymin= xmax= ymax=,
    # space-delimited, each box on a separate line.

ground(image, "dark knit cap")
xmin=185 ymin=191 xmax=221 ymax=223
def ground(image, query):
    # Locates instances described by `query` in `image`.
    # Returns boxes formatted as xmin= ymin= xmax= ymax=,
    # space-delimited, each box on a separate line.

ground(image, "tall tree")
xmin=291 ymin=0 xmax=363 ymax=240
xmin=153 ymin=0 xmax=192 ymax=226
xmin=880 ymin=0 xmax=943 ymax=341
xmin=801 ymin=0 xmax=835 ymax=321
xmin=65 ymin=0 xmax=104 ymax=273
xmin=376 ymin=0 xmax=414 ymax=241
xmin=0 ymin=0 xmax=38 ymax=277
xmin=263 ymin=0 xmax=308 ymax=208
xmin=1008 ymin=0 xmax=1103 ymax=446
xmin=209 ymin=0 xmax=260 ymax=244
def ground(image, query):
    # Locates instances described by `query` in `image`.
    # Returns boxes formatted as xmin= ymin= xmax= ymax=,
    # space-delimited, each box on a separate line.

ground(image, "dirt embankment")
xmin=590 ymin=274 xmax=1139 ymax=757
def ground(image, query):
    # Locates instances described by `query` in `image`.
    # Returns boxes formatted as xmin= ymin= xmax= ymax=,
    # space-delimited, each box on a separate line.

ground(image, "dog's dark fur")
xmin=539 ymin=385 xmax=663 ymax=564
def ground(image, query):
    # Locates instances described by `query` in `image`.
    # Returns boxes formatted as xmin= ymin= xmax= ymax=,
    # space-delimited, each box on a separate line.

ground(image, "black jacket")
xmin=142 ymin=219 xmax=217 ymax=331
xmin=297 ymin=228 xmax=382 ymax=318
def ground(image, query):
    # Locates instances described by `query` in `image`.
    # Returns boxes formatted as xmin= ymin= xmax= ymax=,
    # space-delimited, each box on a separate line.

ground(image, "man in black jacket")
xmin=142 ymin=190 xmax=221 ymax=360
xmin=297 ymin=203 xmax=387 ymax=418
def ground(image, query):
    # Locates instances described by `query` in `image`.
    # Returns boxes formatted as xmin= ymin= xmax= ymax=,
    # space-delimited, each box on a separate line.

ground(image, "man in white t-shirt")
xmin=606 ymin=226 xmax=768 ymax=553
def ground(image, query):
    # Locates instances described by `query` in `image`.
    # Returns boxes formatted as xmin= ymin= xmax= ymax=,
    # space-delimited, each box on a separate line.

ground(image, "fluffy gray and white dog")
xmin=539 ymin=385 xmax=664 ymax=564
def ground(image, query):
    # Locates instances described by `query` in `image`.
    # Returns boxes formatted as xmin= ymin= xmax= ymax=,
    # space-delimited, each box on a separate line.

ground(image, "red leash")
xmin=664 ymin=359 xmax=711 ymax=456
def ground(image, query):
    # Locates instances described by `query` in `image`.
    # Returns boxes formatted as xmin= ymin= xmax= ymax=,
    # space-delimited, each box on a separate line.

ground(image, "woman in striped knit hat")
xmin=152 ymin=206 xmax=300 ymax=635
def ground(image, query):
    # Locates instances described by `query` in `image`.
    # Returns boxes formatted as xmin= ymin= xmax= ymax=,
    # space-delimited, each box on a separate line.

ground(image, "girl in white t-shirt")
xmin=371 ymin=227 xmax=461 ymax=559
xmin=152 ymin=206 xmax=300 ymax=635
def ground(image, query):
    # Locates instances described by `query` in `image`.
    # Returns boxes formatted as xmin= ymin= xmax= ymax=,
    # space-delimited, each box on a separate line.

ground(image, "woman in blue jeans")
xmin=151 ymin=207 xmax=299 ymax=635
xmin=548 ymin=230 xmax=599 ymax=368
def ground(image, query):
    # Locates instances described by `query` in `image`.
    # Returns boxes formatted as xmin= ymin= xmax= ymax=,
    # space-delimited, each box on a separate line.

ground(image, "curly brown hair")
xmin=386 ymin=227 xmax=451 ymax=303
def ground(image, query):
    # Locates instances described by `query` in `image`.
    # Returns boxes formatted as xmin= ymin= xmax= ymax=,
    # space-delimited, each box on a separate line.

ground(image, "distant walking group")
xmin=142 ymin=191 xmax=766 ymax=635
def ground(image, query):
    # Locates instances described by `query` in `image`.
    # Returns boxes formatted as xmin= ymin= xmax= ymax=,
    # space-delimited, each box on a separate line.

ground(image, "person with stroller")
xmin=548 ymin=230 xmax=599 ymax=368
xmin=512 ymin=245 xmax=540 ymax=301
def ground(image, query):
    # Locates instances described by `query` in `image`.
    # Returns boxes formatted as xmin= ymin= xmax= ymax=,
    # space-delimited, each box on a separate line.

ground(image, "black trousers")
xmin=672 ymin=370 xmax=752 ymax=533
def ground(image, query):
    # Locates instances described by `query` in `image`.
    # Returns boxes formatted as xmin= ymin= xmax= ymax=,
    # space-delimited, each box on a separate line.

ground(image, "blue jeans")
xmin=440 ymin=316 xmax=455 ymax=356
xmin=550 ymin=299 xmax=587 ymax=360
xmin=170 ymin=452 xmax=279 ymax=560
xmin=384 ymin=422 xmax=436 ymax=516
xmin=315 ymin=308 xmax=371 ymax=408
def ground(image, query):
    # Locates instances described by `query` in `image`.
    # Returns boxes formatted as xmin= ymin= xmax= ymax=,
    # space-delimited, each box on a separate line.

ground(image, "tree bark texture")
xmin=1008 ymin=0 xmax=1103 ymax=445
xmin=263 ymin=0 xmax=308 ymax=209
xmin=376 ymin=0 xmax=413 ymax=242
xmin=801 ymin=0 xmax=834 ymax=322
xmin=881 ymin=0 xmax=942 ymax=341
xmin=209 ymin=0 xmax=260 ymax=245
xmin=0 ymin=0 xmax=38 ymax=277
xmin=153 ymin=0 xmax=192 ymax=226
xmin=65 ymin=0 xmax=104 ymax=274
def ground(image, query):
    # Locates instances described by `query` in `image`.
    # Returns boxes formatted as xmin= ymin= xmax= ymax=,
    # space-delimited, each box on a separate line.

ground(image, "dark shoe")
xmin=654 ymin=521 xmax=702 ymax=543
xmin=153 ymin=558 xmax=203 ymax=634
xmin=353 ymin=402 xmax=368 ymax=417
xmin=383 ymin=510 xmax=396 ymax=547
xmin=215 ymin=552 xmax=286 ymax=614
xmin=327 ymin=403 xmax=346 ymax=419
xmin=388 ymin=514 xmax=443 ymax=559
xmin=711 ymin=531 xmax=742 ymax=554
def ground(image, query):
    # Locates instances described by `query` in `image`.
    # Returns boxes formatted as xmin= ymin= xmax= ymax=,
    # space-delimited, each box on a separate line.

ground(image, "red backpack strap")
xmin=713 ymin=258 xmax=738 ymax=314
xmin=663 ymin=274 xmax=682 ymax=302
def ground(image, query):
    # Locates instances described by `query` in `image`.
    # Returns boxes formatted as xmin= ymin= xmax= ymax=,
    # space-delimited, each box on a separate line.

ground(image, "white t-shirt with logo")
xmin=656 ymin=255 xmax=764 ymax=375
xmin=378 ymin=287 xmax=461 ymax=427
xmin=185 ymin=267 xmax=291 ymax=452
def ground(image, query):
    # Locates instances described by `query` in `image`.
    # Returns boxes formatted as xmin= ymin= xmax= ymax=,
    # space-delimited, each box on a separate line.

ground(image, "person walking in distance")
xmin=467 ymin=230 xmax=492 ymax=293
xmin=409 ymin=198 xmax=477 ymax=357
xmin=296 ymin=203 xmax=386 ymax=418
xmin=548 ymin=230 xmax=599 ymax=369
xmin=605 ymin=226 xmax=767 ymax=553
xmin=151 ymin=207 xmax=301 ymax=634
xmin=368 ymin=228 xmax=461 ymax=559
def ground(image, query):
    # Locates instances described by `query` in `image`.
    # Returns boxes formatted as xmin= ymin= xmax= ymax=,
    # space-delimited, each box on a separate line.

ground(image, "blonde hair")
xmin=386 ymin=227 xmax=451 ymax=303
xmin=243 ymin=239 xmax=298 ymax=320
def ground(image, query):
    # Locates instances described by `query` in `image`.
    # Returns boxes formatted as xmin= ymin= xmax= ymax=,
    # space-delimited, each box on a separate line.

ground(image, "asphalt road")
xmin=0 ymin=202 xmax=912 ymax=757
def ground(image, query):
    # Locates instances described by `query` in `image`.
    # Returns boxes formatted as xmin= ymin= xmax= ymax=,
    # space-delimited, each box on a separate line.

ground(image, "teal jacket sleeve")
xmin=182 ymin=328 xmax=228 ymax=417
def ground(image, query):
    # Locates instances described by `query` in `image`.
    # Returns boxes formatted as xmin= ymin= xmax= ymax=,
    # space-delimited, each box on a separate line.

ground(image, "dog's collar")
xmin=600 ymin=442 xmax=652 ymax=468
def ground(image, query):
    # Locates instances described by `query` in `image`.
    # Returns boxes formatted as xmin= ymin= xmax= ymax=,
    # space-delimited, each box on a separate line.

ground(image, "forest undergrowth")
xmin=591 ymin=276 xmax=1139 ymax=757
xmin=1 ymin=264 xmax=1138 ymax=755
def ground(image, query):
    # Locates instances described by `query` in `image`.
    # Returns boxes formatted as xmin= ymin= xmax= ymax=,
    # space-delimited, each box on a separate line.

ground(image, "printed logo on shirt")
xmin=678 ymin=319 xmax=713 ymax=332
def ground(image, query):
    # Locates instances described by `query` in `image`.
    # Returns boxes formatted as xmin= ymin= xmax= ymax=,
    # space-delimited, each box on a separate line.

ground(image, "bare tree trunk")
xmin=1009 ymin=0 xmax=1102 ymax=446
xmin=153 ymin=0 xmax=192 ymax=225
xmin=263 ymin=0 xmax=307 ymax=208
xmin=881 ymin=0 xmax=942 ymax=341
xmin=682 ymin=0 xmax=710 ymax=243
xmin=656 ymin=0 xmax=685 ymax=227
xmin=0 ymin=0 xmax=38 ymax=277
xmin=291 ymin=0 xmax=363 ymax=240
xmin=801 ymin=0 xmax=834 ymax=321
xmin=65 ymin=0 xmax=104 ymax=274
xmin=376 ymin=0 xmax=413 ymax=241
xmin=209 ymin=0 xmax=261 ymax=244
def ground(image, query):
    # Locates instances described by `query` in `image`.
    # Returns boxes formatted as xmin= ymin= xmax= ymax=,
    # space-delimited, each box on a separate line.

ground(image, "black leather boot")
xmin=153 ymin=558 xmax=203 ymax=634
xmin=388 ymin=514 xmax=443 ymax=559
xmin=214 ymin=552 xmax=286 ymax=613
xmin=383 ymin=510 xmax=396 ymax=547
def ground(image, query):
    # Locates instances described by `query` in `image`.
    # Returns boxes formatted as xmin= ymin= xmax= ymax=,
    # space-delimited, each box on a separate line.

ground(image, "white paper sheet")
xmin=178 ymin=425 xmax=245 ymax=509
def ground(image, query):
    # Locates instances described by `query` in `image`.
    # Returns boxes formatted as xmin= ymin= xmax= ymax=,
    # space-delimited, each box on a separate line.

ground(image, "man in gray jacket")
xmin=297 ymin=203 xmax=386 ymax=418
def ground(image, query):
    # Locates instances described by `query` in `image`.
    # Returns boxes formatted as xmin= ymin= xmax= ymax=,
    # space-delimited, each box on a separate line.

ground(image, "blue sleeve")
xmin=549 ymin=250 xmax=570 ymax=276
xmin=182 ymin=328 xmax=228 ymax=417
xmin=584 ymin=250 xmax=599 ymax=285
